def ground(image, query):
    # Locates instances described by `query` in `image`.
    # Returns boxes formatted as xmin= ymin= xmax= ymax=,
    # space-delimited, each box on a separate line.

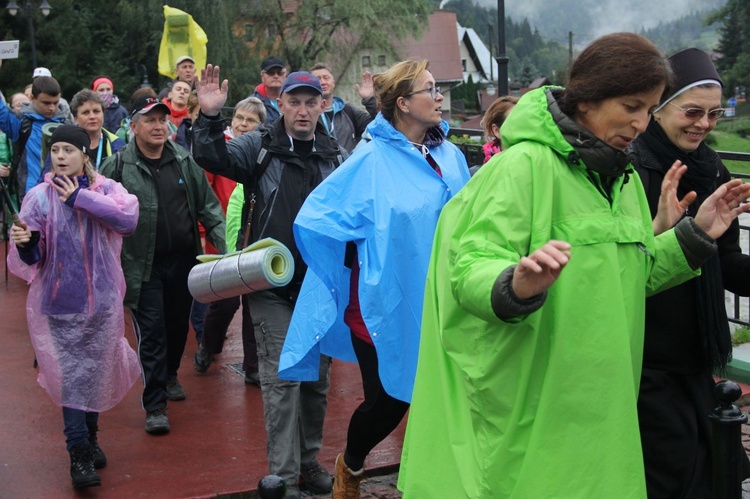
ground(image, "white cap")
xmin=33 ymin=67 xmax=52 ymax=78
xmin=175 ymin=55 xmax=195 ymax=67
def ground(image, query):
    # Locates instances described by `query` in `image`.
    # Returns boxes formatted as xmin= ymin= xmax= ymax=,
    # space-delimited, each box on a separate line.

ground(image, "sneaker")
xmin=87 ymin=425 xmax=107 ymax=469
xmin=193 ymin=344 xmax=213 ymax=373
xmin=69 ymin=443 xmax=101 ymax=490
xmin=244 ymin=371 xmax=260 ymax=386
xmin=332 ymin=453 xmax=364 ymax=499
xmin=300 ymin=459 xmax=332 ymax=494
xmin=166 ymin=377 xmax=186 ymax=401
xmin=145 ymin=408 xmax=170 ymax=435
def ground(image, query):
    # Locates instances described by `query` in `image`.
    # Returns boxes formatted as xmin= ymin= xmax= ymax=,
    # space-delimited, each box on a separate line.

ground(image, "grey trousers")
xmin=249 ymin=291 xmax=331 ymax=484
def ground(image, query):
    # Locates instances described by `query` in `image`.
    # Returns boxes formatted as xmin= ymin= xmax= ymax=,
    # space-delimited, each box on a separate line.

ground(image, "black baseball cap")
xmin=261 ymin=56 xmax=285 ymax=72
xmin=131 ymin=95 xmax=171 ymax=118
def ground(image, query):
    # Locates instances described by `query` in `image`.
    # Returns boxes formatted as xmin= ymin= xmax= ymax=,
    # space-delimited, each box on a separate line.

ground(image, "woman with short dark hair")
xmin=398 ymin=33 xmax=750 ymax=498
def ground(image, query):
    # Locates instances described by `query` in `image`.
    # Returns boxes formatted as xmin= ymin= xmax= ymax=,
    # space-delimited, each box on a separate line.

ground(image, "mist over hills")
xmin=474 ymin=0 xmax=728 ymax=45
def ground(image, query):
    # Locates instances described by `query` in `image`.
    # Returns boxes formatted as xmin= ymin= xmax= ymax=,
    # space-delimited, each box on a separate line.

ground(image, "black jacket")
xmin=192 ymin=112 xmax=345 ymax=300
xmin=630 ymin=139 xmax=750 ymax=372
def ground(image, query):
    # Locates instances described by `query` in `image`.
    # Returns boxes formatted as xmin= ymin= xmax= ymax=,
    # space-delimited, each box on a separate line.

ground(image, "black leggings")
xmin=344 ymin=332 xmax=410 ymax=471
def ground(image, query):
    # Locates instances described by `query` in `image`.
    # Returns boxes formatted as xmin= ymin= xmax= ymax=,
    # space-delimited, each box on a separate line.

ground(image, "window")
xmin=244 ymin=23 xmax=255 ymax=42
xmin=377 ymin=55 xmax=386 ymax=66
xmin=462 ymin=59 xmax=467 ymax=71
xmin=362 ymin=55 xmax=371 ymax=67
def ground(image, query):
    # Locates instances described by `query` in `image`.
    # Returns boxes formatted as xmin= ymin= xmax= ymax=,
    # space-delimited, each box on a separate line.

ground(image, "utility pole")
xmin=496 ymin=0 xmax=509 ymax=96
xmin=568 ymin=31 xmax=574 ymax=80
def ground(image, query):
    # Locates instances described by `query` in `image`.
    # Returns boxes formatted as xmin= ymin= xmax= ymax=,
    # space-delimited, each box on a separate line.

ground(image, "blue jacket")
xmin=0 ymin=99 xmax=69 ymax=198
xmin=278 ymin=114 xmax=470 ymax=402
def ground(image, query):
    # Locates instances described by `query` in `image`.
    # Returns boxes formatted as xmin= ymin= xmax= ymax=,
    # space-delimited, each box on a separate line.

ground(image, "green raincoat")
xmin=398 ymin=87 xmax=701 ymax=498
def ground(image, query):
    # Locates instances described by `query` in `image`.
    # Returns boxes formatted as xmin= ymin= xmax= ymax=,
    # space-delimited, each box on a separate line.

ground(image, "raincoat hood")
xmin=503 ymin=87 xmax=632 ymax=178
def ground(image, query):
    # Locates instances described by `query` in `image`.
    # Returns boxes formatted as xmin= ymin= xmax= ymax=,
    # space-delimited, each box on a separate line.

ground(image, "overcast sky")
xmin=474 ymin=0 xmax=727 ymax=43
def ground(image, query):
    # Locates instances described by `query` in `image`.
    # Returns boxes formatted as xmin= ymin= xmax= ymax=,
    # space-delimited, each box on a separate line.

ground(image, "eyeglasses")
xmin=406 ymin=86 xmax=442 ymax=100
xmin=233 ymin=115 xmax=260 ymax=125
xmin=263 ymin=68 xmax=286 ymax=77
xmin=668 ymin=102 xmax=725 ymax=121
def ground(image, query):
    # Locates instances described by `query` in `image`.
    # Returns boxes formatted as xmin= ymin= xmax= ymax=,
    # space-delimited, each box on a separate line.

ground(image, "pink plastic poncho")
xmin=7 ymin=173 xmax=141 ymax=412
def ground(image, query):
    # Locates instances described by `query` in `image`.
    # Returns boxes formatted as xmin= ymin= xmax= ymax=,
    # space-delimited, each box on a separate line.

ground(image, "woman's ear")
xmin=491 ymin=123 xmax=501 ymax=140
xmin=397 ymin=96 xmax=409 ymax=115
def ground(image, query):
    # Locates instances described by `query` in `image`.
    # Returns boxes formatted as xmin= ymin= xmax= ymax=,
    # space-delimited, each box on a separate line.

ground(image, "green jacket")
xmin=100 ymin=140 xmax=225 ymax=308
xmin=399 ymin=87 xmax=701 ymax=498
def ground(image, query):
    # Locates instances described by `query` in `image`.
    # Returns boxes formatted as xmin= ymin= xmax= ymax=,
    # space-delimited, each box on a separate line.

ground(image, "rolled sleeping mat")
xmin=188 ymin=238 xmax=294 ymax=303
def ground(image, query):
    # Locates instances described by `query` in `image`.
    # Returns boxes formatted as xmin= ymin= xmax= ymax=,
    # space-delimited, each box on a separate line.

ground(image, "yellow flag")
xmin=158 ymin=5 xmax=208 ymax=78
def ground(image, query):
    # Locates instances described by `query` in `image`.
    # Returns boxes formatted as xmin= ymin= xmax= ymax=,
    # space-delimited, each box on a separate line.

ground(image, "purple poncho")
xmin=8 ymin=172 xmax=141 ymax=412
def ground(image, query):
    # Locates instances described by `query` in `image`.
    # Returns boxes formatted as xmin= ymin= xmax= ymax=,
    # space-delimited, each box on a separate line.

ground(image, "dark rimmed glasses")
xmin=406 ymin=86 xmax=442 ymax=100
xmin=668 ymin=102 xmax=726 ymax=121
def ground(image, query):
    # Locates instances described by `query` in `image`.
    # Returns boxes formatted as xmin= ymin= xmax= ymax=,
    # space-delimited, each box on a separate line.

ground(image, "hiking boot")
xmin=69 ymin=443 xmax=101 ymax=490
xmin=145 ymin=408 xmax=170 ymax=435
xmin=300 ymin=459 xmax=332 ymax=494
xmin=166 ymin=377 xmax=186 ymax=401
xmin=87 ymin=423 xmax=107 ymax=469
xmin=332 ymin=453 xmax=364 ymax=499
xmin=193 ymin=344 xmax=213 ymax=373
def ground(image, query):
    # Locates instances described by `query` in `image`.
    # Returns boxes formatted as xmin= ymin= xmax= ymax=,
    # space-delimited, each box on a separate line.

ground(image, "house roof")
xmin=458 ymin=24 xmax=498 ymax=84
xmin=401 ymin=10 xmax=463 ymax=83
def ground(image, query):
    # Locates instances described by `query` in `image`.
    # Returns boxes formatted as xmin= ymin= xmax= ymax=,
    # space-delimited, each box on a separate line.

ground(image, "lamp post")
xmin=5 ymin=0 xmax=52 ymax=70
xmin=496 ymin=0 xmax=509 ymax=96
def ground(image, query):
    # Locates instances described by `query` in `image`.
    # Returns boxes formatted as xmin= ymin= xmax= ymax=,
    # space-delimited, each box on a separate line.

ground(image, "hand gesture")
xmin=52 ymin=174 xmax=79 ymax=203
xmin=356 ymin=71 xmax=374 ymax=100
xmin=652 ymin=160 xmax=697 ymax=235
xmin=512 ymin=240 xmax=571 ymax=299
xmin=197 ymin=64 xmax=229 ymax=116
xmin=10 ymin=220 xmax=31 ymax=246
xmin=694 ymin=178 xmax=750 ymax=239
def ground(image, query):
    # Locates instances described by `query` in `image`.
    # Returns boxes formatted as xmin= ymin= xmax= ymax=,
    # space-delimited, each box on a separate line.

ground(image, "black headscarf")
xmin=639 ymin=120 xmax=732 ymax=372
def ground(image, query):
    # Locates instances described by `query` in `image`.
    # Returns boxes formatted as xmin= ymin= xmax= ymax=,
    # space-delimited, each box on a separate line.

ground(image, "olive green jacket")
xmin=100 ymin=140 xmax=225 ymax=308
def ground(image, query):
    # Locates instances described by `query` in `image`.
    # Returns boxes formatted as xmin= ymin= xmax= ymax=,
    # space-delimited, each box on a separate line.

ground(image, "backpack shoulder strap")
xmin=113 ymin=149 xmax=124 ymax=183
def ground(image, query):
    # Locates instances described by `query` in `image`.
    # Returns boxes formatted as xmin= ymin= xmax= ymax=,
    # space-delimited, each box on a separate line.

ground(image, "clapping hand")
xmin=197 ymin=64 xmax=229 ymax=116
xmin=694 ymin=178 xmax=750 ymax=239
xmin=652 ymin=161 xmax=697 ymax=235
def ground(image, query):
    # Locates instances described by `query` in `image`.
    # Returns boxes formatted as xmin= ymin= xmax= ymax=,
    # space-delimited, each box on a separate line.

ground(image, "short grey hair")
xmin=234 ymin=96 xmax=266 ymax=123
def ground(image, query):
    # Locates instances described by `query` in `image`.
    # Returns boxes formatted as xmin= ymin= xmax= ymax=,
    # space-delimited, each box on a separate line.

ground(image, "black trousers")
xmin=131 ymin=251 xmax=195 ymax=412
xmin=201 ymin=294 xmax=258 ymax=374
xmin=638 ymin=367 xmax=750 ymax=498
xmin=345 ymin=332 xmax=410 ymax=470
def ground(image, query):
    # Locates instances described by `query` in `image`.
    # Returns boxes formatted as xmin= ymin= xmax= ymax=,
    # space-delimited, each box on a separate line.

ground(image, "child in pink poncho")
xmin=8 ymin=125 xmax=140 ymax=490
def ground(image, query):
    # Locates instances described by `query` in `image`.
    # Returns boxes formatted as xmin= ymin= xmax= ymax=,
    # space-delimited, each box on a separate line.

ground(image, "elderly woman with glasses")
xmin=276 ymin=58 xmax=470 ymax=498
xmin=629 ymin=47 xmax=750 ymax=497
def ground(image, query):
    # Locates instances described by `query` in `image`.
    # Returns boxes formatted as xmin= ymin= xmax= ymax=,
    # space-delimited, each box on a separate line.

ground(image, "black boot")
xmin=69 ymin=443 xmax=101 ymax=489
xmin=88 ymin=423 xmax=107 ymax=469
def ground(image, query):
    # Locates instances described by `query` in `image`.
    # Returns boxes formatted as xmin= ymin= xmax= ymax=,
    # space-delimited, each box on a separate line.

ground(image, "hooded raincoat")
xmin=278 ymin=115 xmax=470 ymax=402
xmin=7 ymin=172 xmax=141 ymax=412
xmin=398 ymin=87 xmax=702 ymax=497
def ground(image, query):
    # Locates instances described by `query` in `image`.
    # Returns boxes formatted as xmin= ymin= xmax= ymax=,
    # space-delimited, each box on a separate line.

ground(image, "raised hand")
xmin=512 ymin=240 xmax=572 ymax=300
xmin=694 ymin=178 xmax=750 ymax=239
xmin=197 ymin=64 xmax=229 ymax=116
xmin=356 ymin=71 xmax=374 ymax=100
xmin=52 ymin=174 xmax=79 ymax=203
xmin=652 ymin=160 xmax=697 ymax=235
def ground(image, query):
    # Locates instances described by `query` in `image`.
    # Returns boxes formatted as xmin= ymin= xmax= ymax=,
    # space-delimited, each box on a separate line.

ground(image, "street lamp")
xmin=496 ymin=0 xmax=509 ymax=96
xmin=5 ymin=0 xmax=52 ymax=70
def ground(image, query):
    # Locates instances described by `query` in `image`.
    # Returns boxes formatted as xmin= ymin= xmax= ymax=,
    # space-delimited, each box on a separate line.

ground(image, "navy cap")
xmin=280 ymin=72 xmax=323 ymax=96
